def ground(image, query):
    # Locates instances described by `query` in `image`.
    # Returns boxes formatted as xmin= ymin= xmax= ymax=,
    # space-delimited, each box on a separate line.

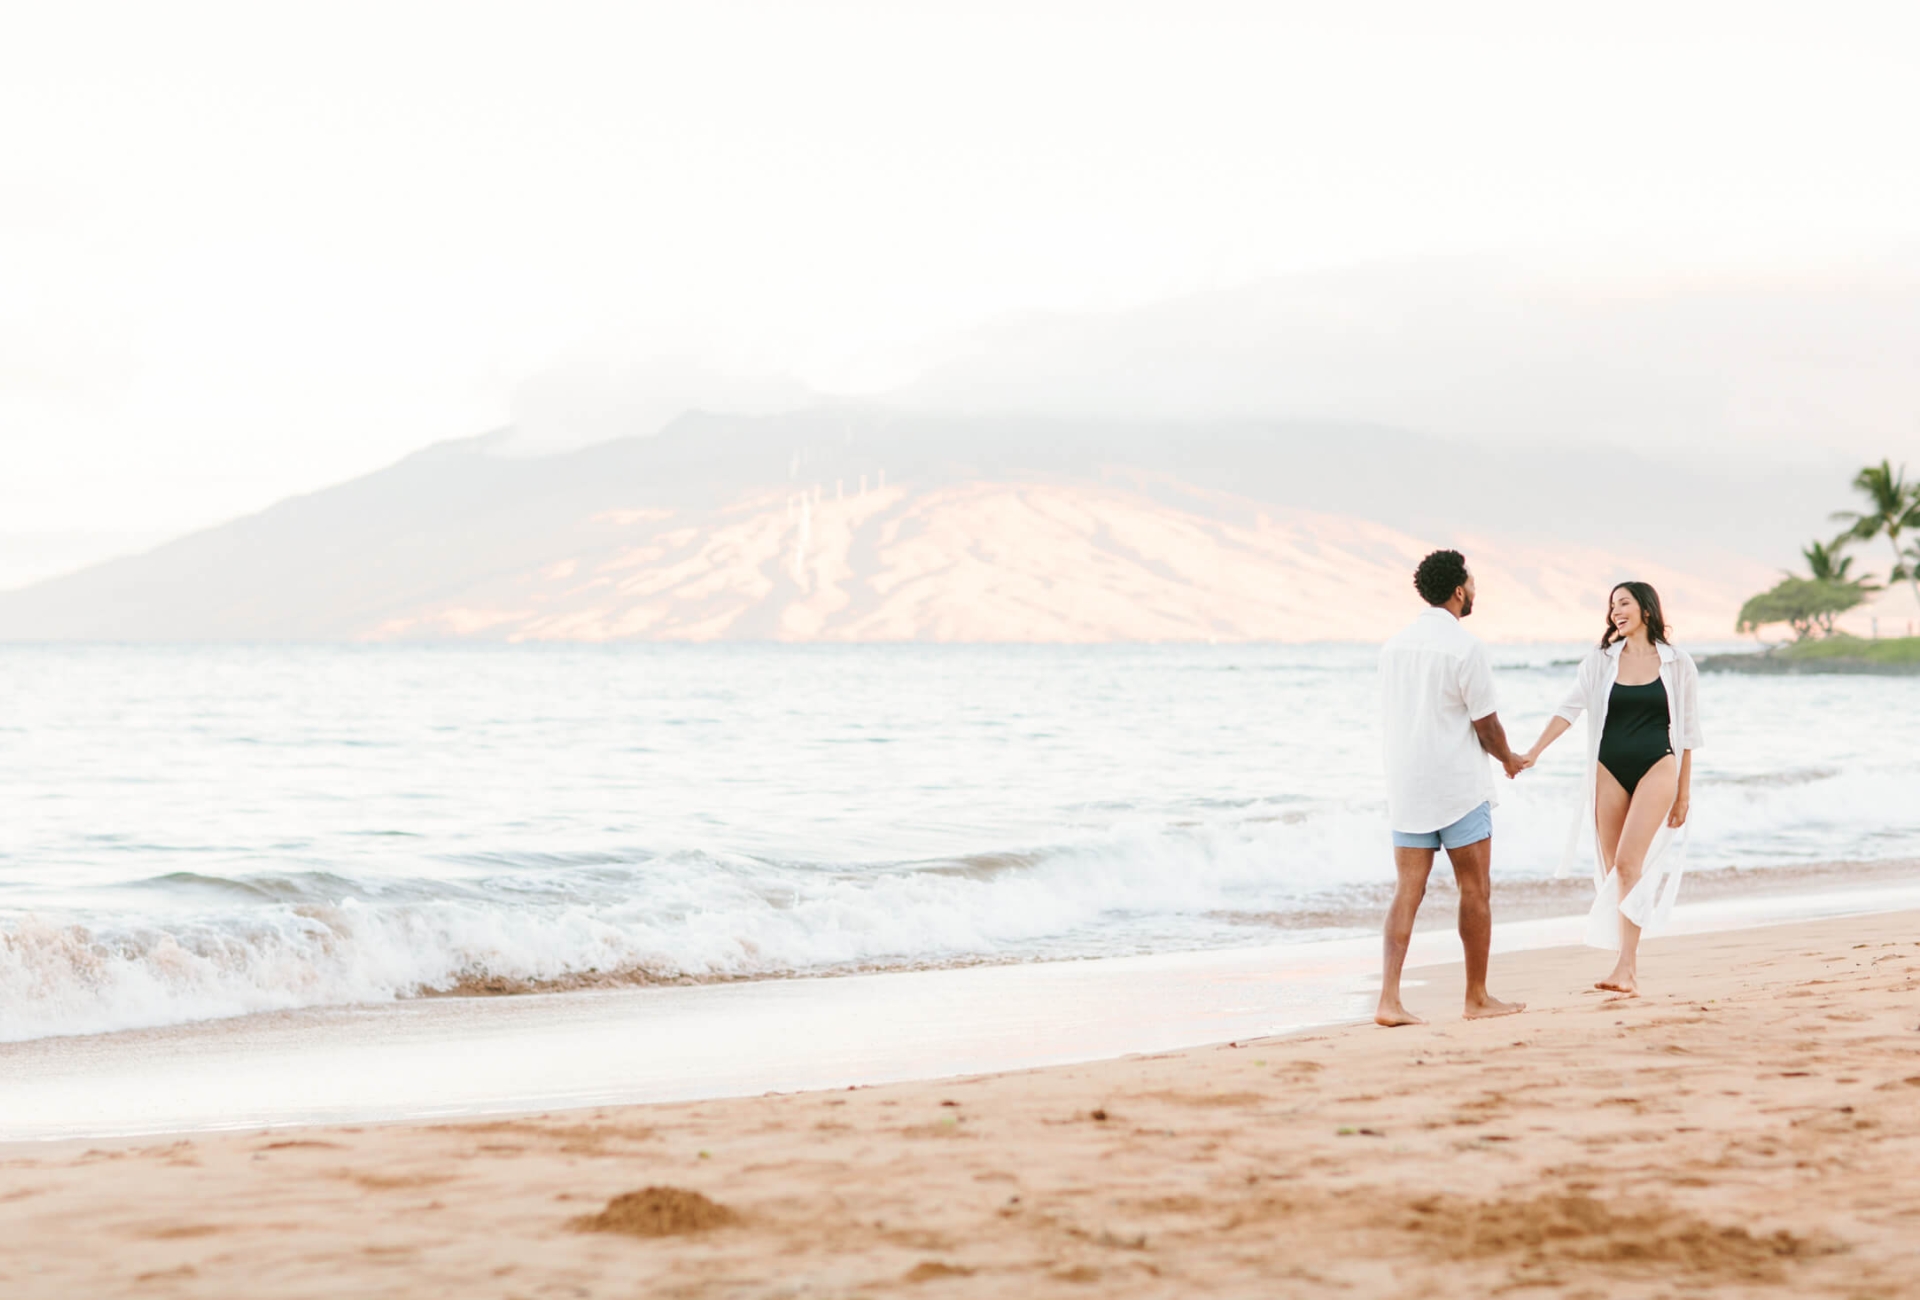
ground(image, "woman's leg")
xmin=1597 ymin=756 xmax=1679 ymax=994
xmin=1592 ymin=765 xmax=1630 ymax=989
xmin=1594 ymin=764 xmax=1629 ymax=877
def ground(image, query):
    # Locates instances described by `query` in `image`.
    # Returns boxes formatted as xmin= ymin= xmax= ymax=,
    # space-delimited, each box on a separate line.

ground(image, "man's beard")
xmin=1459 ymin=594 xmax=1474 ymax=617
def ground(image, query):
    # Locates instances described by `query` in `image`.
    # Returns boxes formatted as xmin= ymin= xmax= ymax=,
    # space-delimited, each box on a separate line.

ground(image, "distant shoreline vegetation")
xmin=1700 ymin=634 xmax=1920 ymax=676
xmin=1716 ymin=459 xmax=1920 ymax=675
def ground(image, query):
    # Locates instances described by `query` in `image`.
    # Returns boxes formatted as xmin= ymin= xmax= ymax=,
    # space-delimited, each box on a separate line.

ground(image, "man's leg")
xmin=1376 ymin=846 xmax=1436 ymax=1027
xmin=1445 ymin=836 xmax=1525 ymax=1019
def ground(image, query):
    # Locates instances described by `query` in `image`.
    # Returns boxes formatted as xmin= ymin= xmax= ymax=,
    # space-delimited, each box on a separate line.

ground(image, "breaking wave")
xmin=5 ymin=759 xmax=1912 ymax=1043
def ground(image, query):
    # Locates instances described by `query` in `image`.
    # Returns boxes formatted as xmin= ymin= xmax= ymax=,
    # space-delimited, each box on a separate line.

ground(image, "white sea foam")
xmin=2 ymin=643 xmax=1914 ymax=1042
xmin=3 ymin=815 xmax=1356 ymax=1041
xmin=5 ymin=766 xmax=1913 ymax=1043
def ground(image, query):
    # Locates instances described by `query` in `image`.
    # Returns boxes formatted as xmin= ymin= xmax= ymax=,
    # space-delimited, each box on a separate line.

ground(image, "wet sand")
xmin=2 ymin=909 xmax=1917 ymax=1298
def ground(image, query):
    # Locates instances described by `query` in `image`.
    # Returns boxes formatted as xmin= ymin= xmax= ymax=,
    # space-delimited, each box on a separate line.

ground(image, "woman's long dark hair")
xmin=1601 ymin=581 xmax=1669 ymax=648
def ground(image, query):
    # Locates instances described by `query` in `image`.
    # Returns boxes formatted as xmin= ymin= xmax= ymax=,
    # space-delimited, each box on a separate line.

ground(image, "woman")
xmin=1522 ymin=582 xmax=1704 ymax=995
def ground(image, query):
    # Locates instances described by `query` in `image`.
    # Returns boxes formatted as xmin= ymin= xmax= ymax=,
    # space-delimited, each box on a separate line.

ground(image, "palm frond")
xmin=1801 ymin=539 xmax=1849 ymax=581
xmin=1830 ymin=511 xmax=1882 ymax=541
xmin=1851 ymin=459 xmax=1910 ymax=514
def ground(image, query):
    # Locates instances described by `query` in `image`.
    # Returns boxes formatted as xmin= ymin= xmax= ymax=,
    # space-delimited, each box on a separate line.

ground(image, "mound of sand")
xmin=1394 ymin=1192 xmax=1837 ymax=1282
xmin=569 ymin=1186 xmax=739 ymax=1237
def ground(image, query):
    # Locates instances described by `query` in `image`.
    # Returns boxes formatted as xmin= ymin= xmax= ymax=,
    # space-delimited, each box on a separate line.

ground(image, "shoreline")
xmin=3 ymin=909 xmax=1917 ymax=1296
xmin=6 ymin=872 xmax=1920 ymax=1144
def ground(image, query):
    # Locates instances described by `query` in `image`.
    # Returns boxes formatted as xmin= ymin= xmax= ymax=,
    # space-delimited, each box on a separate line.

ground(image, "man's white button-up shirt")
xmin=1379 ymin=606 xmax=1499 ymax=834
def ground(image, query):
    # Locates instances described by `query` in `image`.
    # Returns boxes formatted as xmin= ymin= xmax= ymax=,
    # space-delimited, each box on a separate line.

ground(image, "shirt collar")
xmin=1606 ymin=640 xmax=1676 ymax=663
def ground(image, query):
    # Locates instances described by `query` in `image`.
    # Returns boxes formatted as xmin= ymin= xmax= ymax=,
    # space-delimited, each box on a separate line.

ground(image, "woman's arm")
xmin=1668 ymin=749 xmax=1693 ymax=827
xmin=1669 ymin=650 xmax=1700 ymax=828
xmin=1675 ymin=650 xmax=1706 ymax=751
xmin=1524 ymin=715 xmax=1573 ymax=763
xmin=1545 ymin=647 xmax=1601 ymax=735
xmin=1529 ymin=651 xmax=1599 ymax=762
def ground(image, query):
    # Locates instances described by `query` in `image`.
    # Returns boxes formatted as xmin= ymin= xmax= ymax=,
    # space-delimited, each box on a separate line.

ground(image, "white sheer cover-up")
xmin=1551 ymin=642 xmax=1706 ymax=950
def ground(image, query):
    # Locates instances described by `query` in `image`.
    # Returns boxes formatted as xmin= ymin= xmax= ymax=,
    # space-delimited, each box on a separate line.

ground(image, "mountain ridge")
xmin=0 ymin=411 xmax=1801 ymax=642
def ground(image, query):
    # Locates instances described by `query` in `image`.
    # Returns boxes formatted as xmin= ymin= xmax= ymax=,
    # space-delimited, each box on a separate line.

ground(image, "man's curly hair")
xmin=1413 ymin=549 xmax=1469 ymax=606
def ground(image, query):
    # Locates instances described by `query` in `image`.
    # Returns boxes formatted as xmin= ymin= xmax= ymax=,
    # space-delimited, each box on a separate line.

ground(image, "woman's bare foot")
xmin=1463 ymin=994 xmax=1525 ymax=1019
xmin=1374 ymin=1002 xmax=1426 ymax=1028
xmin=1594 ymin=969 xmax=1638 ymax=996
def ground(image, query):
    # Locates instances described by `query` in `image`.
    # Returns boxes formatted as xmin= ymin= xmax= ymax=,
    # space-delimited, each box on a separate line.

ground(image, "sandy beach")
xmin=2 ymin=909 xmax=1916 ymax=1299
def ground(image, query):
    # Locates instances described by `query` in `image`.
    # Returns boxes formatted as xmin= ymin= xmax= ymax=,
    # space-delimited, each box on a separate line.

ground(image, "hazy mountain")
xmin=0 ymin=410 xmax=1817 ymax=643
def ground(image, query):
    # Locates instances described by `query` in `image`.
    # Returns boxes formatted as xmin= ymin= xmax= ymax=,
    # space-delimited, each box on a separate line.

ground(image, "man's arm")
xmin=1473 ymin=712 xmax=1528 ymax=779
xmin=1461 ymin=644 xmax=1526 ymax=778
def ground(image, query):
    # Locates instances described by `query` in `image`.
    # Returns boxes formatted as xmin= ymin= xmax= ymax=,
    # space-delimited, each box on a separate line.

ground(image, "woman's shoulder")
xmin=1563 ymin=645 xmax=1609 ymax=690
xmin=1664 ymin=643 xmax=1700 ymax=674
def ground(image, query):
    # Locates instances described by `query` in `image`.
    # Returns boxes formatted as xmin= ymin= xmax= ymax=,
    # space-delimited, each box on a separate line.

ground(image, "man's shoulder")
xmin=1448 ymin=621 xmax=1489 ymax=656
xmin=1380 ymin=616 xmax=1434 ymax=661
xmin=1383 ymin=609 xmax=1479 ymax=658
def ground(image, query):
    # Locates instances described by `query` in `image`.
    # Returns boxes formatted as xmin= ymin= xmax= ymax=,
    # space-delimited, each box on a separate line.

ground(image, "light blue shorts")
xmin=1391 ymin=801 xmax=1492 ymax=851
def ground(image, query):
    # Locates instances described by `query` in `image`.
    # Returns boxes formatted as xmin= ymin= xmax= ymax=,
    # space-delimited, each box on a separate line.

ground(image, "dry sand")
xmin=2 ymin=909 xmax=1917 ymax=1298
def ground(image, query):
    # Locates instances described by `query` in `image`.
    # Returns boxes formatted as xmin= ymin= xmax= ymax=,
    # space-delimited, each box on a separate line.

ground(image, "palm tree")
xmin=1832 ymin=460 xmax=1920 ymax=604
xmin=1800 ymin=537 xmax=1871 ymax=585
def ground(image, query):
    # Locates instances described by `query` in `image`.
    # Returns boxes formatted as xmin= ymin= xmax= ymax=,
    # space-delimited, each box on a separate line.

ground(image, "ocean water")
xmin=2 ymin=642 xmax=1916 ymax=1045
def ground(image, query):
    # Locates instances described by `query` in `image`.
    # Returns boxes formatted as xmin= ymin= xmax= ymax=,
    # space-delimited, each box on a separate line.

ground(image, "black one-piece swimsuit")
xmin=1598 ymin=677 xmax=1674 ymax=797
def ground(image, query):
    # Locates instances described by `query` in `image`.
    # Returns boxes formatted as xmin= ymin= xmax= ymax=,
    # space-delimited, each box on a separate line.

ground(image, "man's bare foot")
xmin=1594 ymin=971 xmax=1638 ymax=996
xmin=1374 ymin=1002 xmax=1426 ymax=1027
xmin=1463 ymin=994 xmax=1526 ymax=1019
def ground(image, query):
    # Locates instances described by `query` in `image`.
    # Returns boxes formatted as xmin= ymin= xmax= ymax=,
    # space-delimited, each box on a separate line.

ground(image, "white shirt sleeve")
xmin=1554 ymin=649 xmax=1598 ymax=723
xmin=1674 ymin=650 xmax=1705 ymax=749
xmin=1460 ymin=641 xmax=1498 ymax=722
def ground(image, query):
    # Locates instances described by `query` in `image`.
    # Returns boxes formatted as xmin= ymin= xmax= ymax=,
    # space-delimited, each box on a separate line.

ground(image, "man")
xmin=1375 ymin=549 xmax=1527 ymax=1027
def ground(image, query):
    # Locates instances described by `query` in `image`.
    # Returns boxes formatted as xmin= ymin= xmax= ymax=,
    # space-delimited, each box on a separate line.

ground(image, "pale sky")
xmin=5 ymin=0 xmax=1920 ymax=586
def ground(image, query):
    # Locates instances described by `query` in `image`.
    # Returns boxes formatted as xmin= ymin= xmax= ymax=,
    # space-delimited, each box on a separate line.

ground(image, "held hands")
xmin=1502 ymin=750 xmax=1535 ymax=780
